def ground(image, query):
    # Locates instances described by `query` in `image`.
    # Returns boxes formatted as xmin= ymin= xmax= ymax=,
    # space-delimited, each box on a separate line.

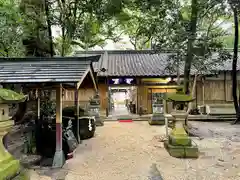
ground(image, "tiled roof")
xmin=75 ymin=50 xmax=238 ymax=77
xmin=76 ymin=50 xmax=180 ymax=77
xmin=0 ymin=56 xmax=100 ymax=83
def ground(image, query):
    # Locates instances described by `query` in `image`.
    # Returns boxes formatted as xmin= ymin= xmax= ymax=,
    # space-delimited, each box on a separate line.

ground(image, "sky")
xmin=51 ymin=20 xmax=233 ymax=51
xmin=51 ymin=26 xmax=134 ymax=50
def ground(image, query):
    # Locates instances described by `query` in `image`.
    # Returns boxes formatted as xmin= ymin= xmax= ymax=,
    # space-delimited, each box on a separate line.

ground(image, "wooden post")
xmin=36 ymin=89 xmax=40 ymax=120
xmin=75 ymin=86 xmax=80 ymax=143
xmin=52 ymin=84 xmax=65 ymax=168
xmin=224 ymin=72 xmax=227 ymax=101
xmin=202 ymin=77 xmax=205 ymax=105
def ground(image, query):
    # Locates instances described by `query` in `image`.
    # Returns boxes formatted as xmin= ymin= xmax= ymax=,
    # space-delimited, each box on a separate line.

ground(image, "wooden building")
xmin=75 ymin=50 xmax=237 ymax=115
xmin=0 ymin=56 xmax=100 ymax=167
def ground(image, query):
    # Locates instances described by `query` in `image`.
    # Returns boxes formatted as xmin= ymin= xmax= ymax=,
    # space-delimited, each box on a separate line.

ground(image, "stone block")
xmin=184 ymin=145 xmax=199 ymax=158
xmin=164 ymin=140 xmax=199 ymax=158
xmin=95 ymin=120 xmax=104 ymax=126
xmin=148 ymin=119 xmax=165 ymax=125
xmin=149 ymin=114 xmax=165 ymax=125
xmin=0 ymin=158 xmax=21 ymax=179
xmin=169 ymin=134 xmax=192 ymax=146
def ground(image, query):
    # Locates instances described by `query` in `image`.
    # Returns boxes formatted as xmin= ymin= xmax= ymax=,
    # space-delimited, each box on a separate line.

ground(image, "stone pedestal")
xmin=0 ymin=120 xmax=21 ymax=179
xmin=149 ymin=104 xmax=165 ymax=125
xmin=0 ymin=88 xmax=28 ymax=179
xmin=149 ymin=113 xmax=165 ymax=125
xmin=89 ymin=94 xmax=103 ymax=126
xmin=164 ymin=111 xmax=199 ymax=158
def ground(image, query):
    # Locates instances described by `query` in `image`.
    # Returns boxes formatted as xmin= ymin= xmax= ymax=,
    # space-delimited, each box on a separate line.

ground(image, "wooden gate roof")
xmin=0 ymin=56 xmax=100 ymax=84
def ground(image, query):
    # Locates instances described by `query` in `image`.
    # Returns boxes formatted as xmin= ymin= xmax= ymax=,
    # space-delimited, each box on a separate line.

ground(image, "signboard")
xmin=110 ymin=89 xmax=127 ymax=93
xmin=108 ymin=78 xmax=136 ymax=85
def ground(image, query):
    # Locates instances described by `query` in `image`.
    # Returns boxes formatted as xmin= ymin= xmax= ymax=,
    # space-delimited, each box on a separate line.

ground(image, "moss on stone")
xmin=0 ymin=88 xmax=25 ymax=179
xmin=163 ymin=86 xmax=194 ymax=102
xmin=165 ymin=93 xmax=194 ymax=102
xmin=171 ymin=127 xmax=188 ymax=137
xmin=169 ymin=127 xmax=192 ymax=146
xmin=0 ymin=88 xmax=26 ymax=103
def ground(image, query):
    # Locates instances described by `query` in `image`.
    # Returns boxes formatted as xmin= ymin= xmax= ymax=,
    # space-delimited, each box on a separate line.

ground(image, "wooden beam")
xmin=89 ymin=68 xmax=97 ymax=91
xmin=224 ymin=71 xmax=227 ymax=101
xmin=202 ymin=77 xmax=205 ymax=105
xmin=37 ymin=89 xmax=40 ymax=119
xmin=52 ymin=83 xmax=65 ymax=168
xmin=75 ymin=85 xmax=80 ymax=143
xmin=77 ymin=68 xmax=91 ymax=89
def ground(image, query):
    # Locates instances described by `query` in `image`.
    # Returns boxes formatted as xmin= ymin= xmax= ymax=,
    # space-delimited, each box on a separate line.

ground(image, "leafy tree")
xmin=118 ymin=0 xmax=177 ymax=50
xmin=0 ymin=0 xmax=25 ymax=57
xmin=151 ymin=0 xmax=231 ymax=90
xmin=20 ymin=0 xmax=53 ymax=57
xmin=48 ymin=0 xmax=127 ymax=56
xmin=229 ymin=0 xmax=240 ymax=123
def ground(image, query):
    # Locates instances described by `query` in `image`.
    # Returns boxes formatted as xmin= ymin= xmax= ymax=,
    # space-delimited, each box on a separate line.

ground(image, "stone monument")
xmin=0 ymin=88 xmax=28 ymax=179
xmin=149 ymin=93 xmax=165 ymax=125
xmin=88 ymin=92 xmax=103 ymax=126
xmin=149 ymin=104 xmax=165 ymax=125
xmin=163 ymin=87 xmax=199 ymax=158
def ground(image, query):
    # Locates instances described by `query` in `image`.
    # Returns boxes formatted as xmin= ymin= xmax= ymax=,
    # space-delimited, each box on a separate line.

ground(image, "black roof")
xmin=76 ymin=50 xmax=178 ymax=77
xmin=75 ymin=50 xmax=239 ymax=77
xmin=0 ymin=56 xmax=100 ymax=83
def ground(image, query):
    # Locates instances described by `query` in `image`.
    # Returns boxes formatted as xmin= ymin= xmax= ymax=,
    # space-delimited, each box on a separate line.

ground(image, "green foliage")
xmin=151 ymin=0 xmax=233 ymax=74
xmin=48 ymin=0 xmax=126 ymax=54
xmin=117 ymin=0 xmax=178 ymax=49
xmin=54 ymin=36 xmax=73 ymax=56
xmin=40 ymin=100 xmax=56 ymax=118
xmin=0 ymin=0 xmax=25 ymax=57
xmin=20 ymin=0 xmax=52 ymax=56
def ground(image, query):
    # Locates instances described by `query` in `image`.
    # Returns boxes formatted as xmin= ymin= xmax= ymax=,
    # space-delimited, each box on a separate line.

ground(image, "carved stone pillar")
xmin=0 ymin=88 xmax=27 ymax=179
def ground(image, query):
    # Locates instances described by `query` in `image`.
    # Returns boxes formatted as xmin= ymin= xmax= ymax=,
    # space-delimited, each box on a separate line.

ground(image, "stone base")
xmin=148 ymin=119 xmax=165 ymax=125
xmin=95 ymin=120 xmax=104 ymax=126
xmin=52 ymin=150 xmax=65 ymax=168
xmin=12 ymin=168 xmax=29 ymax=180
xmin=169 ymin=134 xmax=192 ymax=146
xmin=149 ymin=114 xmax=165 ymax=125
xmin=164 ymin=140 xmax=199 ymax=158
xmin=0 ymin=158 xmax=21 ymax=179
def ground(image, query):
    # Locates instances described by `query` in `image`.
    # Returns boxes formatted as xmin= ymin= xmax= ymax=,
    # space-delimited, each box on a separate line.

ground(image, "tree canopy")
xmin=0 ymin=0 xmax=237 ymax=57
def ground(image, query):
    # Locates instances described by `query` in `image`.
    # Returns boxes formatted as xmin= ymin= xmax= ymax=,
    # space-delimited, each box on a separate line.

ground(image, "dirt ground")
xmin=31 ymin=121 xmax=240 ymax=180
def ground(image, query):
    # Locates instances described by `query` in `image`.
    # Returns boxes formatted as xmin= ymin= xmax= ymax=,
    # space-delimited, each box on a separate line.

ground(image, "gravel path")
xmin=63 ymin=121 xmax=240 ymax=180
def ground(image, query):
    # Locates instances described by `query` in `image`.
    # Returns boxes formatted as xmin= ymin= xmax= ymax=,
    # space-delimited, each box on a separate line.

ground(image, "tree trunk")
xmin=232 ymin=7 xmax=239 ymax=124
xmin=183 ymin=0 xmax=198 ymax=94
xmin=61 ymin=28 xmax=65 ymax=57
xmin=185 ymin=73 xmax=198 ymax=125
xmin=44 ymin=0 xmax=54 ymax=57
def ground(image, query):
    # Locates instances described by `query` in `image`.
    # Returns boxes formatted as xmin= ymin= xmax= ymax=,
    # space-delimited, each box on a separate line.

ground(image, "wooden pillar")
xmin=37 ymin=89 xmax=40 ymax=120
xmin=202 ymin=77 xmax=205 ymax=105
xmin=224 ymin=72 xmax=227 ymax=101
xmin=106 ymin=77 xmax=110 ymax=117
xmin=75 ymin=86 xmax=80 ymax=143
xmin=52 ymin=84 xmax=65 ymax=168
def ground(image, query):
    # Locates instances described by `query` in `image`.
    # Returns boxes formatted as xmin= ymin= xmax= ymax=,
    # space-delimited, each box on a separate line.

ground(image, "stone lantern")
xmin=0 ymin=88 xmax=27 ymax=179
xmin=163 ymin=87 xmax=199 ymax=158
xmin=88 ymin=92 xmax=103 ymax=126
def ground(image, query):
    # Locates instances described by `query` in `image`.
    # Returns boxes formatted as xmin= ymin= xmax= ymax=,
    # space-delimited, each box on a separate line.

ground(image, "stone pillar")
xmin=52 ymin=84 xmax=65 ymax=168
xmin=89 ymin=93 xmax=103 ymax=126
xmin=0 ymin=118 xmax=21 ymax=179
xmin=0 ymin=88 xmax=29 ymax=179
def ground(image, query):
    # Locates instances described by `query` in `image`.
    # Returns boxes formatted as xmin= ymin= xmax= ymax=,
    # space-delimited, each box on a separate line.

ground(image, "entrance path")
xmin=63 ymin=121 xmax=240 ymax=180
